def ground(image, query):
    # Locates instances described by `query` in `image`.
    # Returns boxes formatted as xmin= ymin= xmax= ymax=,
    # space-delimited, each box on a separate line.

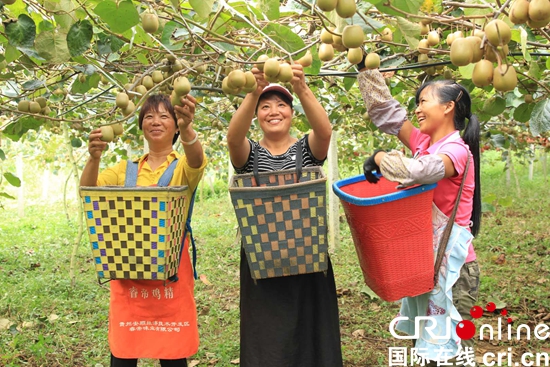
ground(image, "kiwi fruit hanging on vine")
xmin=141 ymin=12 xmax=159 ymax=34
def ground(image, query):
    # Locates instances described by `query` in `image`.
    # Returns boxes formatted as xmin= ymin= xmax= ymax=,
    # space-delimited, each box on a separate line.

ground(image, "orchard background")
xmin=1 ymin=0 xmax=550 ymax=366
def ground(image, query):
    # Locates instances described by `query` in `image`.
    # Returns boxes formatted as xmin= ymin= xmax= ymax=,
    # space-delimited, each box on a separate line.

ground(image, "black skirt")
xmin=239 ymin=247 xmax=343 ymax=367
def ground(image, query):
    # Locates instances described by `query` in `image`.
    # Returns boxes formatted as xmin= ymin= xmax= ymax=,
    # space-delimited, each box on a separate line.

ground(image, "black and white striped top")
xmin=234 ymin=135 xmax=325 ymax=174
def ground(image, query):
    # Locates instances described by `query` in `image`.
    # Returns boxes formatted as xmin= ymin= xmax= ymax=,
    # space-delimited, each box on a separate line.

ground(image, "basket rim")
xmin=332 ymin=174 xmax=436 ymax=206
xmin=80 ymin=185 xmax=188 ymax=193
xmin=229 ymin=167 xmax=326 ymax=192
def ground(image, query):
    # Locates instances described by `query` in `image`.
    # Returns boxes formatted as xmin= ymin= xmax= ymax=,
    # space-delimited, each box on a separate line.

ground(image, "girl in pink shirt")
xmin=357 ymin=68 xmax=481 ymax=366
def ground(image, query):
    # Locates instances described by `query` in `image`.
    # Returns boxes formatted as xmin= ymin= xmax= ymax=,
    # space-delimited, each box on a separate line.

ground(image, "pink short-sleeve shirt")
xmin=409 ymin=128 xmax=477 ymax=262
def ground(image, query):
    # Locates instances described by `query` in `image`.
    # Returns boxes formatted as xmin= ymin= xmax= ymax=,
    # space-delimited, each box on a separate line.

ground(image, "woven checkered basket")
xmin=229 ymin=167 xmax=328 ymax=280
xmin=80 ymin=186 xmax=188 ymax=282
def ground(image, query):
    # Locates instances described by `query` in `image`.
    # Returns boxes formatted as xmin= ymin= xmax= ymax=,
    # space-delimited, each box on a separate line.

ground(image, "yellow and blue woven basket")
xmin=80 ymin=186 xmax=188 ymax=282
xmin=229 ymin=167 xmax=328 ymax=280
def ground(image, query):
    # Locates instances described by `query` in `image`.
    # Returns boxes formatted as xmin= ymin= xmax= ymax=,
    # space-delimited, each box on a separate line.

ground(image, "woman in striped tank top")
xmin=227 ymin=63 xmax=343 ymax=367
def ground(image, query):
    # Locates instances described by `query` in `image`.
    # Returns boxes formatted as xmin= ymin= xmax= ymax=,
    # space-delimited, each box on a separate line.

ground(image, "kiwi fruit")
xmin=418 ymin=54 xmax=429 ymax=63
xmin=485 ymin=44 xmax=509 ymax=63
xmin=151 ymin=70 xmax=164 ymax=84
xmin=142 ymin=13 xmax=159 ymax=34
xmin=135 ymin=85 xmax=148 ymax=97
xmin=116 ymin=92 xmax=130 ymax=109
xmin=296 ymin=50 xmax=313 ymax=67
xmin=111 ymin=123 xmax=123 ymax=136
xmin=17 ymin=100 xmax=30 ymax=112
xmin=342 ymin=25 xmax=364 ymax=49
xmin=336 ymin=0 xmax=356 ymax=18
xmin=227 ymin=70 xmax=246 ymax=89
xmin=100 ymin=125 xmax=115 ymax=142
xmin=493 ymin=64 xmax=518 ymax=92
xmin=142 ymin=75 xmax=154 ymax=90
xmin=41 ymin=106 xmax=51 ymax=115
xmin=472 ymin=60 xmax=494 ymax=87
xmin=526 ymin=16 xmax=550 ymax=28
xmin=509 ymin=0 xmax=530 ymax=24
xmin=417 ymin=39 xmax=431 ymax=54
xmin=380 ymin=28 xmax=393 ymax=42
xmin=524 ymin=94 xmax=534 ymax=103
xmin=450 ymin=38 xmax=472 ymax=66
xmin=420 ymin=22 xmax=430 ymax=36
xmin=122 ymin=101 xmax=136 ymax=117
xmin=221 ymin=77 xmax=240 ymax=95
xmin=78 ymin=74 xmax=87 ymax=83
xmin=365 ymin=53 xmax=381 ymax=69
xmin=29 ymin=101 xmax=42 ymax=113
xmin=320 ymin=28 xmax=334 ymax=44
xmin=171 ymin=91 xmax=182 ymax=107
xmin=485 ymin=19 xmax=511 ymax=46
xmin=242 ymin=71 xmax=258 ymax=93
xmin=466 ymin=36 xmax=483 ymax=63
xmin=427 ymin=31 xmax=440 ymax=46
xmin=347 ymin=48 xmax=363 ymax=65
xmin=35 ymin=97 xmax=47 ymax=109
xmin=256 ymin=55 xmax=270 ymax=71
xmin=316 ymin=0 xmax=337 ymax=12
xmin=318 ymin=43 xmax=334 ymax=61
xmin=473 ymin=29 xmax=485 ymax=39
xmin=277 ymin=63 xmax=293 ymax=83
xmin=2 ymin=0 xmax=17 ymax=4
xmin=263 ymin=58 xmax=280 ymax=78
xmin=528 ymin=0 xmax=550 ymax=22
xmin=173 ymin=77 xmax=191 ymax=96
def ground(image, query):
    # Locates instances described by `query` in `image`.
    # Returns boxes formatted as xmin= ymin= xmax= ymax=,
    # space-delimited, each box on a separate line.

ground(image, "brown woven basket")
xmin=229 ymin=167 xmax=328 ymax=279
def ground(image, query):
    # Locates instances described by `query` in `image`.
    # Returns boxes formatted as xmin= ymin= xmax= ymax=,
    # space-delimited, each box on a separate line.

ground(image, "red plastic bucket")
xmin=333 ymin=175 xmax=437 ymax=302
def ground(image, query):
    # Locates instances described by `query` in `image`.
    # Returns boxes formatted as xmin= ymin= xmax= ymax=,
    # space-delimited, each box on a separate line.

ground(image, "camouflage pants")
xmin=424 ymin=260 xmax=481 ymax=367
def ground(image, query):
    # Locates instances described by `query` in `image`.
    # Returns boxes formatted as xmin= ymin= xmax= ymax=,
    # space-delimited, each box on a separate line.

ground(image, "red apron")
xmin=108 ymin=238 xmax=199 ymax=359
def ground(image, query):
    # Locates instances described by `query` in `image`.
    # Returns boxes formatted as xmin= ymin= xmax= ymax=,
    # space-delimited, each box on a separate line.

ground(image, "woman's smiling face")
xmin=414 ymin=86 xmax=449 ymax=136
xmin=141 ymin=104 xmax=177 ymax=145
xmin=256 ymin=93 xmax=293 ymax=135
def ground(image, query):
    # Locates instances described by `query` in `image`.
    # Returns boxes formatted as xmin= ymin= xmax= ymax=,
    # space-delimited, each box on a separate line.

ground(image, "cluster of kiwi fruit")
xmin=316 ymin=0 xmax=356 ymax=18
xmin=509 ymin=0 xmax=550 ymax=28
xmin=221 ymin=69 xmax=258 ymax=96
xmin=99 ymin=122 xmax=124 ymax=143
xmin=447 ymin=19 xmax=517 ymax=92
xmin=17 ymin=97 xmax=51 ymax=116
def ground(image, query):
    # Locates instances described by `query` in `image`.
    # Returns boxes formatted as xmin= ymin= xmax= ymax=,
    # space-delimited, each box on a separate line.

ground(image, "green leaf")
xmin=93 ymin=0 xmax=140 ymax=34
xmin=498 ymin=196 xmax=513 ymax=207
xmin=513 ymin=102 xmax=534 ymax=123
xmin=0 ymin=149 xmax=5 ymax=160
xmin=4 ymin=14 xmax=36 ymax=49
xmin=3 ymin=172 xmax=21 ymax=187
xmin=343 ymin=77 xmax=356 ymax=91
xmin=481 ymin=202 xmax=495 ymax=213
xmin=67 ymin=20 xmax=93 ymax=57
xmin=189 ymin=0 xmax=215 ymax=18
xmin=4 ymin=45 xmax=21 ymax=63
xmin=482 ymin=96 xmax=506 ymax=116
xmin=261 ymin=23 xmax=306 ymax=54
xmin=35 ymin=30 xmax=71 ymax=63
xmin=0 ymin=192 xmax=16 ymax=200
xmin=527 ymin=60 xmax=540 ymax=80
xmin=160 ymin=21 xmax=183 ymax=51
xmin=259 ymin=0 xmax=280 ymax=20
xmin=44 ymin=0 xmax=76 ymax=30
xmin=529 ymin=99 xmax=550 ymax=137
xmin=372 ymin=0 xmax=423 ymax=19
xmin=22 ymin=80 xmax=45 ymax=91
xmin=395 ymin=17 xmax=421 ymax=49
xmin=458 ymin=63 xmax=475 ymax=79
xmin=483 ymin=193 xmax=497 ymax=203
